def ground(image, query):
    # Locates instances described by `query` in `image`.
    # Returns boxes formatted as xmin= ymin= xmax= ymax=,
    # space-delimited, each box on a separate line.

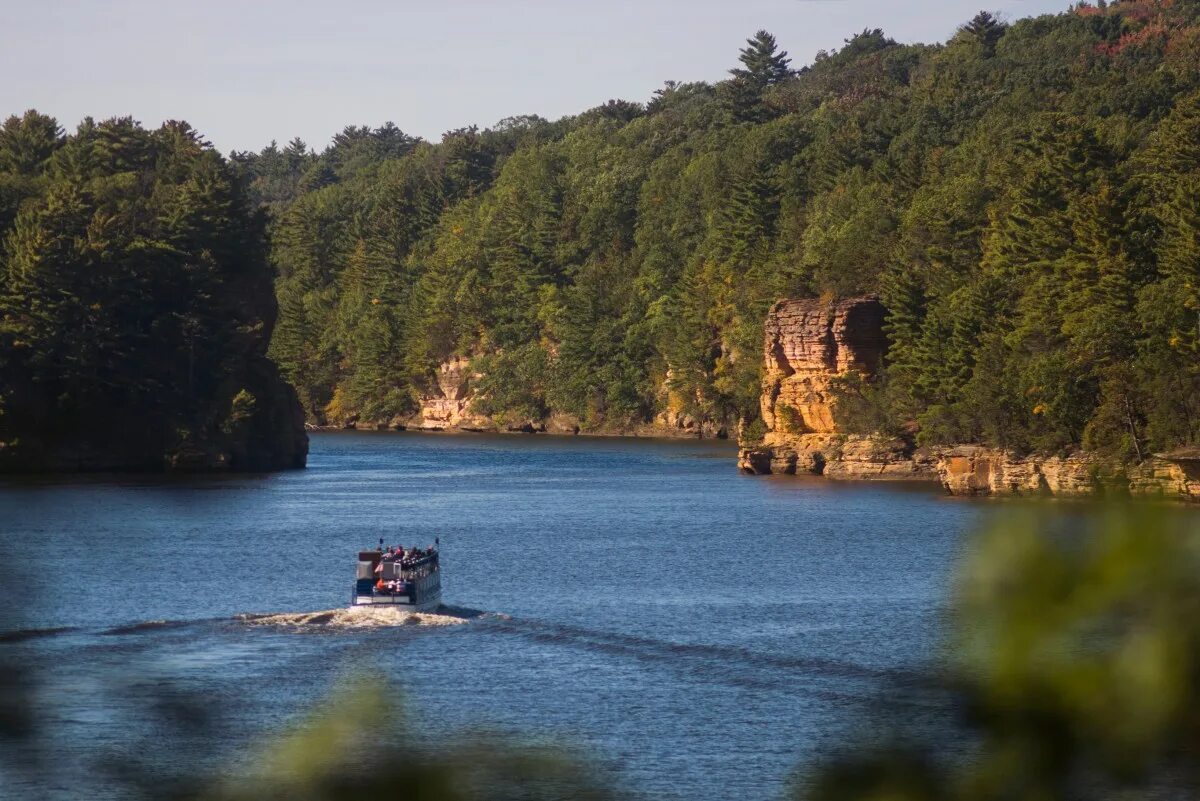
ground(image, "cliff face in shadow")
xmin=0 ymin=355 xmax=307 ymax=474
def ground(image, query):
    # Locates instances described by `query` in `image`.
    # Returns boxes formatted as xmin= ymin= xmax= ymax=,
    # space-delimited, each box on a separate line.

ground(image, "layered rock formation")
xmin=823 ymin=436 xmax=939 ymax=481
xmin=405 ymin=357 xmax=726 ymax=437
xmin=936 ymin=446 xmax=1116 ymax=497
xmin=410 ymin=357 xmax=568 ymax=433
xmin=739 ymin=298 xmax=1199 ymax=501
xmin=938 ymin=446 xmax=1200 ymax=501
xmin=760 ymin=297 xmax=887 ymax=435
xmin=653 ymin=373 xmax=729 ymax=439
xmin=1130 ymin=451 xmax=1200 ymax=500
xmin=414 ymin=357 xmax=495 ymax=431
xmin=739 ymin=296 xmax=936 ymax=481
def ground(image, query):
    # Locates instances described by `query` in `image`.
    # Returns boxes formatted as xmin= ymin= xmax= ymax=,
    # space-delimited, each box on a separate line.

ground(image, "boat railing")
xmin=391 ymin=553 xmax=438 ymax=579
xmin=352 ymin=548 xmax=441 ymax=605
xmin=350 ymin=569 xmax=440 ymax=605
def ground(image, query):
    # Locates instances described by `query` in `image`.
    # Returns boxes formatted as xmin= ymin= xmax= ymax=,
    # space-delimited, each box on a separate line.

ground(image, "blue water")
xmin=0 ymin=432 xmax=984 ymax=800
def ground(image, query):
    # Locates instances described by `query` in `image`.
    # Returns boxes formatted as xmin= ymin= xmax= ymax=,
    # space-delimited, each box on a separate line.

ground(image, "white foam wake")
xmin=236 ymin=605 xmax=497 ymax=629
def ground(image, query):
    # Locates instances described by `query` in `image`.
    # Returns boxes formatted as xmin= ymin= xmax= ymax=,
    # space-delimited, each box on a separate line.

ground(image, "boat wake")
xmin=0 ymin=625 xmax=80 ymax=643
xmin=236 ymin=604 xmax=497 ymax=630
xmin=483 ymin=617 xmax=928 ymax=699
xmin=0 ymin=606 xmax=498 ymax=642
xmin=101 ymin=619 xmax=198 ymax=636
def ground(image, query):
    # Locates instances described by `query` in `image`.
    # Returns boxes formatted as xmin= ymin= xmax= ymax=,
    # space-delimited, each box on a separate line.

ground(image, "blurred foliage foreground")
xmin=3 ymin=505 xmax=1200 ymax=801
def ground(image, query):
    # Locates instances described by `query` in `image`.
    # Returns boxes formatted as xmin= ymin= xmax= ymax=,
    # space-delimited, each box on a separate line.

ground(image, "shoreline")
xmin=740 ymin=436 xmax=1200 ymax=502
xmin=305 ymin=423 xmax=734 ymax=442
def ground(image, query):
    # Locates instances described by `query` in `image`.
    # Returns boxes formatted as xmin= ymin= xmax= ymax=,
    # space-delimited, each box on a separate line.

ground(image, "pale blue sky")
xmin=2 ymin=0 xmax=1068 ymax=154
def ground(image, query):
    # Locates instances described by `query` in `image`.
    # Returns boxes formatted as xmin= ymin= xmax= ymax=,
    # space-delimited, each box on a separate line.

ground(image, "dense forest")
xmin=0 ymin=115 xmax=306 ymax=471
xmin=238 ymin=0 xmax=1199 ymax=462
xmin=2 ymin=0 xmax=1199 ymax=470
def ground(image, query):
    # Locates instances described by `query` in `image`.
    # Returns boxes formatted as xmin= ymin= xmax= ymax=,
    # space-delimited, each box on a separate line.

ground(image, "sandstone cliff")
xmin=413 ymin=357 xmax=496 ymax=431
xmin=938 ymin=445 xmax=1200 ymax=501
xmin=739 ymin=296 xmax=936 ymax=481
xmin=760 ymin=296 xmax=886 ymax=435
xmin=402 ymin=356 xmax=727 ymax=437
xmin=738 ymin=296 xmax=1198 ymax=502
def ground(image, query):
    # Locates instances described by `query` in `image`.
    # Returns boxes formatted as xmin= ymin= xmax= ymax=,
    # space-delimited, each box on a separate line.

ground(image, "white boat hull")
xmin=354 ymin=548 xmax=442 ymax=612
xmin=351 ymin=591 xmax=442 ymax=612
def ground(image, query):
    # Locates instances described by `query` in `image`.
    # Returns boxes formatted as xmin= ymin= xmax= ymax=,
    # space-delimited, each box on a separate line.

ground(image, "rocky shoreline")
xmin=736 ymin=296 xmax=1200 ymax=502
xmin=738 ymin=436 xmax=1200 ymax=501
xmin=310 ymin=291 xmax=1199 ymax=502
xmin=307 ymin=420 xmax=729 ymax=440
xmin=314 ymin=353 xmax=731 ymax=440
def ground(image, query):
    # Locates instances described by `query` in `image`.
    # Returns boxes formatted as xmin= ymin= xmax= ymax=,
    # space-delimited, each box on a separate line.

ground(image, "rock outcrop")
xmin=1129 ymin=451 xmax=1200 ymax=500
xmin=405 ymin=356 xmax=728 ymax=437
xmin=414 ymin=357 xmax=496 ymax=431
xmin=166 ymin=357 xmax=308 ymax=472
xmin=0 ymin=304 xmax=307 ymax=474
xmin=936 ymin=446 xmax=1115 ymax=497
xmin=935 ymin=446 xmax=1200 ymax=501
xmin=738 ymin=298 xmax=1198 ymax=501
xmin=759 ymin=297 xmax=887 ymax=435
xmin=823 ymin=436 xmax=940 ymax=481
xmin=739 ymin=296 xmax=937 ymax=481
xmin=654 ymin=374 xmax=729 ymax=439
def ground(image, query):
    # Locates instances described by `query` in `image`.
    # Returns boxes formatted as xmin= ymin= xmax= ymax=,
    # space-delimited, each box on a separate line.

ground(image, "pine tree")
xmin=720 ymin=165 xmax=780 ymax=268
xmin=0 ymin=118 xmax=303 ymax=470
xmin=730 ymin=30 xmax=793 ymax=87
xmin=0 ymin=110 xmax=64 ymax=175
xmin=722 ymin=30 xmax=793 ymax=124
xmin=961 ymin=11 xmax=1007 ymax=56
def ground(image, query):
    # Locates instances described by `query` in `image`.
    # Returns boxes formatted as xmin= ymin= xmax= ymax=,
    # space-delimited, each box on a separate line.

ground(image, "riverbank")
xmin=306 ymin=419 xmax=731 ymax=441
xmin=738 ymin=434 xmax=1200 ymax=502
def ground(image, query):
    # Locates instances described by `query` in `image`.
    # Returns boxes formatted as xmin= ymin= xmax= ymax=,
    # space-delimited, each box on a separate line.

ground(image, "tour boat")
xmin=352 ymin=541 xmax=442 ymax=611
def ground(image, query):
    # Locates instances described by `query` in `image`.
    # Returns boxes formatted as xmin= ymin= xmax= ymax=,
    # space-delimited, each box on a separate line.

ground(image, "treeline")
xmin=247 ymin=0 xmax=1195 ymax=458
xmin=0 ymin=114 xmax=306 ymax=471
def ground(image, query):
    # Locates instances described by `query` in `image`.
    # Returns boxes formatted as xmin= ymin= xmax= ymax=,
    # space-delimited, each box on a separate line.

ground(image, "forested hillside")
xmin=0 ymin=115 xmax=307 ymax=471
xmin=248 ymin=0 xmax=1195 ymax=458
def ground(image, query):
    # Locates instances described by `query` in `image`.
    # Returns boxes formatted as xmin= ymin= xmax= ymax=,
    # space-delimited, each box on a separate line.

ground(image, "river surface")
xmin=0 ymin=432 xmax=985 ymax=800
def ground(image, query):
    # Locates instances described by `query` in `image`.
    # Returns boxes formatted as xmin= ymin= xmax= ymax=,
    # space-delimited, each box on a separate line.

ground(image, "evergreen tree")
xmin=236 ymin=0 xmax=1200 ymax=457
xmin=0 ymin=117 xmax=305 ymax=471
xmin=961 ymin=11 xmax=1008 ymax=56
xmin=723 ymin=30 xmax=794 ymax=123
xmin=0 ymin=110 xmax=64 ymax=175
xmin=731 ymin=30 xmax=793 ymax=87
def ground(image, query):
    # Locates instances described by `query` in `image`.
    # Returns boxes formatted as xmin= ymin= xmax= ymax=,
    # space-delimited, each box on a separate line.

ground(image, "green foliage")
xmin=198 ymin=676 xmax=616 ymax=801
xmin=732 ymin=30 xmax=793 ymax=87
xmin=801 ymin=505 xmax=1200 ymax=801
xmin=776 ymin=403 xmax=803 ymax=435
xmin=960 ymin=11 xmax=1008 ymax=56
xmin=0 ymin=115 xmax=305 ymax=470
xmin=0 ymin=110 xmax=64 ymax=175
xmin=741 ymin=416 xmax=768 ymax=444
xmin=472 ymin=344 xmax=551 ymax=425
xmin=258 ymin=1 xmax=1200 ymax=457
